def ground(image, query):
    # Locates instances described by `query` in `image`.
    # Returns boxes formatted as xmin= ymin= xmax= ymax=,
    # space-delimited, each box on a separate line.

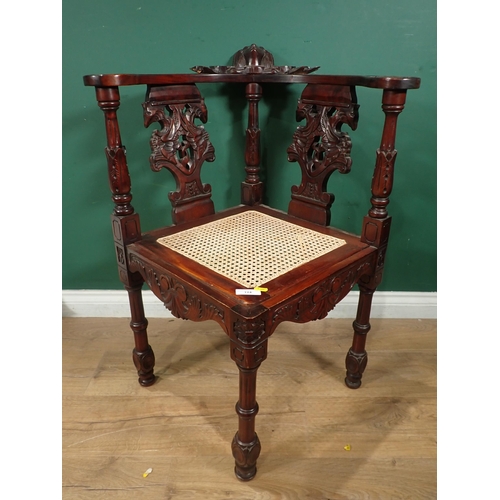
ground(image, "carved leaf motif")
xmin=128 ymin=254 xmax=225 ymax=330
xmin=373 ymin=148 xmax=397 ymax=196
xmin=116 ymin=246 xmax=125 ymax=265
xmin=234 ymin=318 xmax=266 ymax=345
xmin=231 ymin=433 xmax=261 ymax=468
xmin=288 ymin=103 xmax=355 ymax=180
xmin=272 ymin=261 xmax=372 ymax=328
xmin=133 ymin=348 xmax=155 ymax=373
xmin=185 ymin=181 xmax=201 ymax=197
xmin=192 ymin=44 xmax=319 ymax=75
xmin=145 ymin=102 xmax=215 ymax=175
xmin=158 ymin=275 xmax=188 ymax=318
xmin=105 ymin=146 xmax=131 ymax=194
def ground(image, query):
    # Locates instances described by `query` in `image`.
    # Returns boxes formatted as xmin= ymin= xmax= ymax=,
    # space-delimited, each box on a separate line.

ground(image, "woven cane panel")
xmin=156 ymin=211 xmax=347 ymax=288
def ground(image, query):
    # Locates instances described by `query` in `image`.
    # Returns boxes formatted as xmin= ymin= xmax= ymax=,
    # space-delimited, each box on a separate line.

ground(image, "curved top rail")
xmin=83 ymin=73 xmax=420 ymax=90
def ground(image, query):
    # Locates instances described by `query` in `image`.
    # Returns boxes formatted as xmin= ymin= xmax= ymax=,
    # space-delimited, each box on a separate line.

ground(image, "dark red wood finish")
xmin=287 ymin=83 xmax=359 ymax=225
xmin=84 ymin=72 xmax=420 ymax=89
xmin=84 ymin=45 xmax=420 ymax=480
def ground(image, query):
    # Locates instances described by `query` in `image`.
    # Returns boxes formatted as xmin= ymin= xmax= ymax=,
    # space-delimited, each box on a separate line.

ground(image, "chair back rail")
xmin=87 ymin=54 xmax=419 ymax=232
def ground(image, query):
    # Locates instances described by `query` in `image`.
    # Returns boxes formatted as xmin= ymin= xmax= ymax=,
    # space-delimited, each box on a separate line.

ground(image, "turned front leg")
xmin=345 ymin=286 xmax=374 ymax=389
xmin=127 ymin=284 xmax=156 ymax=387
xmin=232 ymin=365 xmax=262 ymax=480
xmin=346 ymin=90 xmax=408 ymax=388
xmin=230 ymin=333 xmax=267 ymax=481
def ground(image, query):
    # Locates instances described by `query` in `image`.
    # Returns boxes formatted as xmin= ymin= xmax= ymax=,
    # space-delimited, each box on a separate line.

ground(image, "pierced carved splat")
xmin=143 ymin=84 xmax=216 ymax=224
xmin=287 ymin=84 xmax=359 ymax=225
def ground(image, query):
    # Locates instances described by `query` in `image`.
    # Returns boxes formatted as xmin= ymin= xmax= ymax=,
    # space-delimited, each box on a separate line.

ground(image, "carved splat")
xmin=143 ymin=84 xmax=216 ymax=224
xmin=287 ymin=84 xmax=359 ymax=225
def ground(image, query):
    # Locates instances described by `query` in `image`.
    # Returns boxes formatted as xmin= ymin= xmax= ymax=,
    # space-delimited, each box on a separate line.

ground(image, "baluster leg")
xmin=230 ymin=327 xmax=267 ymax=481
xmin=241 ymin=82 xmax=263 ymax=206
xmin=345 ymin=285 xmax=374 ymax=389
xmin=231 ymin=363 xmax=262 ymax=481
xmin=127 ymin=283 xmax=156 ymax=387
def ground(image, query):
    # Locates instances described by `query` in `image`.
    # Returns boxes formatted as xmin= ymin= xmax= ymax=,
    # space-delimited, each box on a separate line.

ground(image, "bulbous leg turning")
xmin=127 ymin=284 xmax=156 ymax=387
xmin=345 ymin=286 xmax=374 ymax=389
xmin=345 ymin=348 xmax=368 ymax=389
xmin=231 ymin=366 xmax=262 ymax=481
xmin=132 ymin=346 xmax=156 ymax=387
xmin=231 ymin=432 xmax=261 ymax=481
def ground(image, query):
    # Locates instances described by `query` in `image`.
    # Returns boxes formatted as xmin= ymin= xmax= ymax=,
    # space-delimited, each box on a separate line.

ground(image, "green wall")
xmin=63 ymin=0 xmax=436 ymax=292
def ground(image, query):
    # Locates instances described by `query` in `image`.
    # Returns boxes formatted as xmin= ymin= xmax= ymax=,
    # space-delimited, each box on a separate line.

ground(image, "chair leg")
xmin=126 ymin=284 xmax=156 ymax=387
xmin=231 ymin=363 xmax=262 ymax=481
xmin=345 ymin=285 xmax=374 ymax=389
xmin=230 ymin=332 xmax=267 ymax=481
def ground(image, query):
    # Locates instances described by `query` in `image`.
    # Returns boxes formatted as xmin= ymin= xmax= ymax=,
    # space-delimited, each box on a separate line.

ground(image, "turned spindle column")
xmin=241 ymin=82 xmax=264 ymax=206
xmin=367 ymin=89 xmax=407 ymax=220
xmin=346 ymin=89 xmax=407 ymax=389
xmin=230 ymin=316 xmax=268 ymax=480
xmin=96 ymin=86 xmax=156 ymax=387
xmin=345 ymin=284 xmax=373 ymax=389
xmin=96 ymin=86 xmax=134 ymax=217
xmin=232 ymin=365 xmax=262 ymax=480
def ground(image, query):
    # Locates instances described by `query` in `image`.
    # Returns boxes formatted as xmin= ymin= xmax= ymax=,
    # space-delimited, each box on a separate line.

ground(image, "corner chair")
xmin=83 ymin=45 xmax=420 ymax=480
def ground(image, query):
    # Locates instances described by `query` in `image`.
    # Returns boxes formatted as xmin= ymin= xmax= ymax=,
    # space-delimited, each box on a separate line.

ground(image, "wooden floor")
xmin=62 ymin=317 xmax=436 ymax=499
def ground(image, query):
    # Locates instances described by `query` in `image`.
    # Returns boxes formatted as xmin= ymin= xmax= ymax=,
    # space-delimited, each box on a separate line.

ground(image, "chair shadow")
xmin=133 ymin=317 xmax=435 ymax=494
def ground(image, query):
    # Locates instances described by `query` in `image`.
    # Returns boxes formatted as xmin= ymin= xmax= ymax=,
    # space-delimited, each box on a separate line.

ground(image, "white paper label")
xmin=235 ymin=289 xmax=261 ymax=296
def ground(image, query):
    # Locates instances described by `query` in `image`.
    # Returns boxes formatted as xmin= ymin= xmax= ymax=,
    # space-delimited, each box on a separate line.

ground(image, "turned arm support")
xmin=367 ymin=89 xmax=407 ymax=221
xmin=360 ymin=89 xmax=407 ymax=250
xmin=95 ymin=86 xmax=134 ymax=217
xmin=358 ymin=89 xmax=408 ymax=290
xmin=94 ymin=86 xmax=143 ymax=287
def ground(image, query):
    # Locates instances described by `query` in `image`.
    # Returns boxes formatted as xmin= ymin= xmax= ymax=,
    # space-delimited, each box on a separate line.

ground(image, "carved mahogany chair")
xmin=83 ymin=45 xmax=420 ymax=481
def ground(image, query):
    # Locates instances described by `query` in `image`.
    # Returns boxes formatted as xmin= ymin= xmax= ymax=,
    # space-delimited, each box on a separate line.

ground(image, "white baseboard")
xmin=62 ymin=289 xmax=436 ymax=319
